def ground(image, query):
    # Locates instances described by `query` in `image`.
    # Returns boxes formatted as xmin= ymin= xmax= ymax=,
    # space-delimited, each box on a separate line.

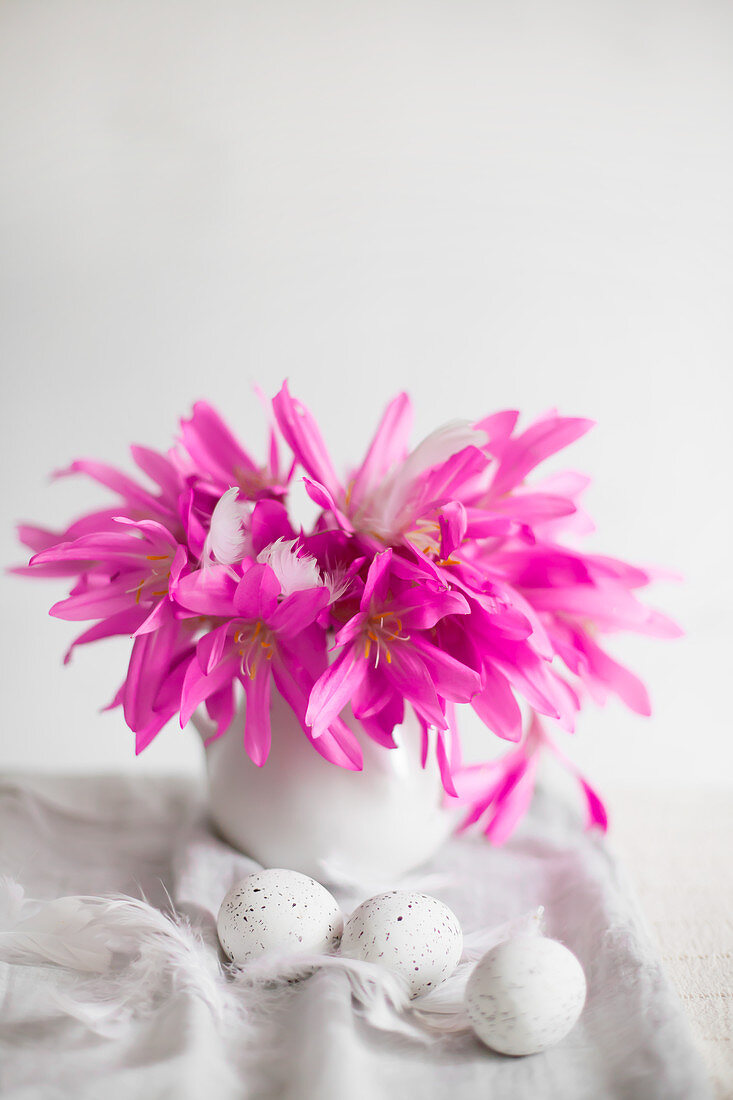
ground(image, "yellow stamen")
xmin=146 ymin=554 xmax=169 ymax=561
xmin=364 ymin=637 xmax=372 ymax=660
xmin=385 ymin=616 xmax=403 ymax=640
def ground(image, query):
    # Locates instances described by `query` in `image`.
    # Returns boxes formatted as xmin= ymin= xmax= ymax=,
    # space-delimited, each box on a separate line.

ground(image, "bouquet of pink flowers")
xmin=17 ymin=384 xmax=679 ymax=842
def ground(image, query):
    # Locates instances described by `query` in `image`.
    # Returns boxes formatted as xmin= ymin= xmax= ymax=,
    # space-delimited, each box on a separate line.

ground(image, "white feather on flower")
xmin=257 ymin=538 xmax=323 ymax=596
xmin=321 ymin=564 xmax=353 ymax=604
xmin=202 ymin=487 xmax=251 ymax=570
xmin=362 ymin=421 xmax=489 ymax=538
xmin=257 ymin=538 xmax=354 ymax=603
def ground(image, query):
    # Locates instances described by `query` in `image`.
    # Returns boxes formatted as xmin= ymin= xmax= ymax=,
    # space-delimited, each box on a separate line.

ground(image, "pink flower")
xmin=16 ymin=384 xmax=680 ymax=843
xmin=273 ymin=381 xmax=490 ymax=552
xmin=306 ymin=549 xmax=480 ymax=747
xmin=453 ymin=713 xmax=608 ymax=844
xmin=29 ymin=516 xmax=196 ymax=752
xmin=175 ymin=554 xmax=363 ymax=771
xmin=174 ymin=400 xmax=289 ymax=501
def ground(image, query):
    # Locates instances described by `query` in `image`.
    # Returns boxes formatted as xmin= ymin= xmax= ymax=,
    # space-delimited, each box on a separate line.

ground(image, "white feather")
xmin=0 ymin=878 xmax=112 ymax=972
xmin=203 ymin=487 xmax=250 ymax=568
xmin=362 ymin=420 xmax=489 ymax=537
xmin=257 ymin=537 xmax=323 ymax=596
xmin=0 ymin=878 xmax=227 ymax=1034
xmin=0 ymin=875 xmax=542 ymax=1048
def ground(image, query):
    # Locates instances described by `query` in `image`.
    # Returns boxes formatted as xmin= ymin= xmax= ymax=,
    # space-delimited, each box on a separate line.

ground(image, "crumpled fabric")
xmin=0 ymin=773 xmax=710 ymax=1099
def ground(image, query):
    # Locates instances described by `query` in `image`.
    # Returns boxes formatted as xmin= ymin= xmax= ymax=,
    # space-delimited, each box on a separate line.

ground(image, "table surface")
xmin=0 ymin=773 xmax=724 ymax=1100
xmin=604 ymin=786 xmax=733 ymax=1100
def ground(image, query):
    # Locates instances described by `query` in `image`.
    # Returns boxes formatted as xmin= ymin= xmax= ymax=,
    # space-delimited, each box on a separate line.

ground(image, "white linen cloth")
xmin=0 ymin=773 xmax=711 ymax=1099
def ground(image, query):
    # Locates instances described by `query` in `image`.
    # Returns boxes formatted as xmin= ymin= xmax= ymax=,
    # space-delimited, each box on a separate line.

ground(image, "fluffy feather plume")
xmin=256 ymin=537 xmax=324 ymax=596
xmin=0 ymin=876 xmax=543 ymax=1044
xmin=0 ymin=878 xmax=225 ymax=1035
xmin=202 ymin=487 xmax=250 ymax=569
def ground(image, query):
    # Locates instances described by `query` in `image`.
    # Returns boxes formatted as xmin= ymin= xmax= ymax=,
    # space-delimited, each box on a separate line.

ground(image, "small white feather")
xmin=256 ymin=537 xmax=323 ymax=596
xmin=203 ymin=487 xmax=250 ymax=568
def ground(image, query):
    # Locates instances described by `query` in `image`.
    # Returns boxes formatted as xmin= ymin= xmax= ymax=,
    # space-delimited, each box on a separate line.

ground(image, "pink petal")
xmin=311 ymin=717 xmax=364 ymax=770
xmin=233 ymin=564 xmax=280 ymax=620
xmin=203 ymin=683 xmax=236 ymax=746
xmin=197 ymin=622 xmax=232 ymax=675
xmin=408 ymin=636 xmax=482 ymax=703
xmin=55 ymin=459 xmax=176 ymax=520
xmin=542 ymin=725 xmax=609 ymax=832
xmin=173 ymin=567 xmax=238 ymax=618
xmin=361 ymin=549 xmax=393 ymax=611
xmin=474 ymin=409 xmax=520 ymax=452
xmin=383 ymin=647 xmax=446 ymax=730
xmin=581 ymin=633 xmax=652 ymax=715
xmin=63 ymin=607 xmax=148 ymax=664
xmin=243 ymin=667 xmax=272 ymax=766
xmin=471 ymin=664 xmax=523 ymax=741
xmin=578 ymin=777 xmax=608 ymax=831
xmin=396 ymin=586 xmax=470 ymax=630
xmin=490 ymin=493 xmax=577 ymax=522
xmin=123 ymin=622 xmax=180 ymax=734
xmin=50 ymin=578 xmax=142 ymax=621
xmin=271 ymin=656 xmax=363 ymax=770
xmin=435 ymin=731 xmax=458 ymax=796
xmin=302 ymin=478 xmax=353 ymax=531
xmin=422 ymin=445 xmax=489 ymax=505
xmin=489 ymin=415 xmax=594 ymax=497
xmin=134 ymin=597 xmax=174 ymax=637
xmin=272 ymin=383 xmax=343 ymax=499
xmin=358 ymin=714 xmax=399 ymax=749
xmin=270 ymin=587 xmax=330 ymax=638
xmin=250 ymin=500 xmax=295 ymax=555
xmin=351 ymin=666 xmax=393 ymax=720
xmin=486 ymin=756 xmax=539 ymax=844
xmin=306 ymin=645 xmax=366 ymax=739
xmin=16 ymin=523 xmax=67 ymax=552
xmin=179 ymin=401 xmax=258 ymax=483
xmin=437 ymin=501 xmax=467 ymax=560
xmin=130 ymin=444 xmax=182 ymax=500
xmin=489 ymin=644 xmax=562 ymax=721
xmin=349 ymin=392 xmax=413 ymax=508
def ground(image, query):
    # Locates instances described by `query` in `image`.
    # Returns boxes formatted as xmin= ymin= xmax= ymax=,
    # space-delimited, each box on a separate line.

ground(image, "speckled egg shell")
xmin=466 ymin=934 xmax=587 ymax=1056
xmin=340 ymin=890 xmax=463 ymax=998
xmin=216 ymin=868 xmax=343 ymax=964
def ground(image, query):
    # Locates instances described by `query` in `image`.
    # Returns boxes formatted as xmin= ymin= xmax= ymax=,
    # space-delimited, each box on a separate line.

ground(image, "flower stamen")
xmin=236 ymin=620 xmax=275 ymax=678
xmin=363 ymin=612 xmax=406 ymax=667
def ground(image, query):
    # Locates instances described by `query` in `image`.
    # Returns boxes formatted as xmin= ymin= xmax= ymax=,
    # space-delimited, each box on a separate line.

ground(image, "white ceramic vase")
xmin=193 ymin=692 xmax=456 ymax=881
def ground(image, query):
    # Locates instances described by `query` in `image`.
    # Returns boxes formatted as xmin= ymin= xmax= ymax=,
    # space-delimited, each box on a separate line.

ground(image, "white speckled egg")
xmin=466 ymin=935 xmax=586 ymax=1056
xmin=340 ymin=890 xmax=463 ymax=998
xmin=216 ymin=868 xmax=343 ymax=964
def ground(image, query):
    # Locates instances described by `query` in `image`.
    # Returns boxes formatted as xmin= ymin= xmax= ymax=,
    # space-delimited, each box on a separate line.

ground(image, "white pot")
xmin=193 ymin=693 xmax=456 ymax=881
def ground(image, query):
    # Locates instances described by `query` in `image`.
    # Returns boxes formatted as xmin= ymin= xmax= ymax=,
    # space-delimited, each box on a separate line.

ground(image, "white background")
xmin=1 ymin=0 xmax=731 ymax=790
